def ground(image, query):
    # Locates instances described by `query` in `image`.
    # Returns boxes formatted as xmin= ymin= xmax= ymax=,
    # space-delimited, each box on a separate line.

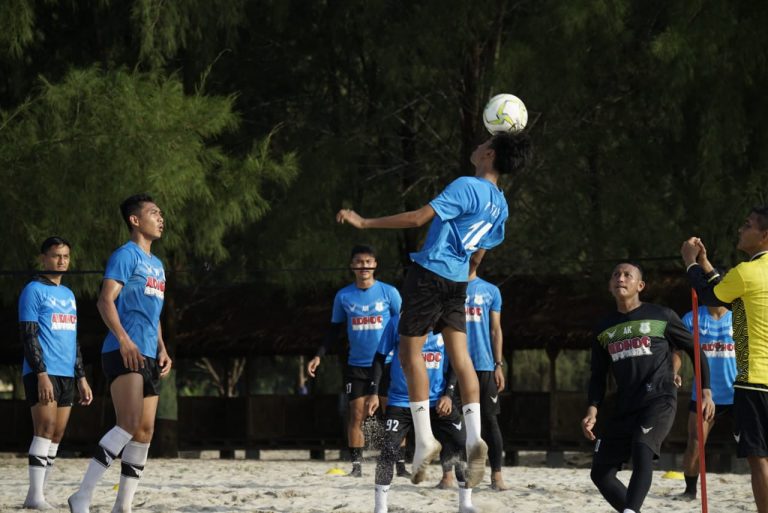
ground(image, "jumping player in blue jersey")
xmin=462 ymin=259 xmax=508 ymax=490
xmin=20 ymin=237 xmax=93 ymax=510
xmin=69 ymin=194 xmax=172 ymax=513
xmin=307 ymin=245 xmax=401 ymax=477
xmin=337 ymin=131 xmax=531 ymax=487
xmin=366 ymin=321 xmax=476 ymax=513
xmin=673 ymin=304 xmax=737 ymax=500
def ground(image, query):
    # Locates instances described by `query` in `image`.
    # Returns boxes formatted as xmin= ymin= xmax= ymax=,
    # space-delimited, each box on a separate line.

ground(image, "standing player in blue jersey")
xmin=20 ymin=237 xmax=93 ymax=510
xmin=366 ymin=321 xmax=476 ymax=513
xmin=307 ymin=245 xmax=401 ymax=477
xmin=69 ymin=194 xmax=172 ymax=513
xmin=337 ymin=131 xmax=531 ymax=486
xmin=673 ymin=304 xmax=737 ymax=500
xmin=463 ymin=259 xmax=508 ymax=490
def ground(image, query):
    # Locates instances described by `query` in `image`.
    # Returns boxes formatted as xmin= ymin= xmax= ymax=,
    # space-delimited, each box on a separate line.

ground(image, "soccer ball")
xmin=482 ymin=93 xmax=528 ymax=134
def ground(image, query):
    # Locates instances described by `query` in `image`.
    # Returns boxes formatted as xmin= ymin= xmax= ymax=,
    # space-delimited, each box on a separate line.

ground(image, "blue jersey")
xmin=102 ymin=241 xmax=166 ymax=359
xmin=682 ymin=307 xmax=737 ymax=405
xmin=19 ymin=278 xmax=78 ymax=377
xmin=377 ymin=322 xmax=448 ymax=408
xmin=331 ymin=281 xmax=401 ymax=367
xmin=466 ymin=277 xmax=502 ymax=371
xmin=411 ymin=177 xmax=508 ymax=282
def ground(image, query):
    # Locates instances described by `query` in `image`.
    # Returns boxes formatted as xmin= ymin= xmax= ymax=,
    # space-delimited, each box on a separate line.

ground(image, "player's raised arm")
xmin=336 ymin=205 xmax=435 ymax=230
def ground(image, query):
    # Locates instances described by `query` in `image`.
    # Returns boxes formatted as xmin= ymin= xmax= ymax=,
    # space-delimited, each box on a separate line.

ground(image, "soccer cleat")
xmin=411 ymin=437 xmax=442 ymax=485
xmin=396 ymin=461 xmax=411 ymax=478
xmin=464 ymin=440 xmax=488 ymax=488
xmin=458 ymin=504 xmax=479 ymax=513
xmin=349 ymin=462 xmax=362 ymax=477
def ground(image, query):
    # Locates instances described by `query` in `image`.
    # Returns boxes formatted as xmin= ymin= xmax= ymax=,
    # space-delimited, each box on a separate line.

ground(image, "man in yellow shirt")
xmin=682 ymin=205 xmax=768 ymax=513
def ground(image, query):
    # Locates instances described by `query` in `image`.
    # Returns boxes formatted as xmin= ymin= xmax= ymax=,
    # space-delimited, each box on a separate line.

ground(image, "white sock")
xmin=623 ymin=510 xmax=637 ymax=513
xmin=70 ymin=426 xmax=133 ymax=511
xmin=374 ymin=484 xmax=390 ymax=513
xmin=458 ymin=481 xmax=472 ymax=506
xmin=25 ymin=436 xmax=52 ymax=506
xmin=462 ymin=403 xmax=482 ymax=447
xmin=44 ymin=442 xmax=59 ymax=486
xmin=409 ymin=400 xmax=434 ymax=445
xmin=112 ymin=441 xmax=150 ymax=513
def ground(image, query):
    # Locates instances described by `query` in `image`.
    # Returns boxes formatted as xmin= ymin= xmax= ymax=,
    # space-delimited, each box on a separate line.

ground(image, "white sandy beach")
xmin=0 ymin=451 xmax=756 ymax=512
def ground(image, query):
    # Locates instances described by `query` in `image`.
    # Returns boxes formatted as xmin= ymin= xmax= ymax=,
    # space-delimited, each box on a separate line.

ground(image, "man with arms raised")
xmin=682 ymin=205 xmax=768 ymax=513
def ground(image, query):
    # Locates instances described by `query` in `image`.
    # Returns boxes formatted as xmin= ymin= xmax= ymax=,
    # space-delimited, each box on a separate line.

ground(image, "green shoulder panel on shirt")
xmin=597 ymin=319 xmax=667 ymax=348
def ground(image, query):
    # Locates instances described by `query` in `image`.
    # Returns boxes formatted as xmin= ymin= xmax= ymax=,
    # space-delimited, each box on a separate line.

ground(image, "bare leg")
xmin=681 ymin=410 xmax=714 ymax=498
xmin=748 ymin=456 xmax=768 ymax=513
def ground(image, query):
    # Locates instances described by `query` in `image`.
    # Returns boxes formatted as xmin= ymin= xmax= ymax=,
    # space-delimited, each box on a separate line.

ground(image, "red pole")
xmin=691 ymin=289 xmax=708 ymax=513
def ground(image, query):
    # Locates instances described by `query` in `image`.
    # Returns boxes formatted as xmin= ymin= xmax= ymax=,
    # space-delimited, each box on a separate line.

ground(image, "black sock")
xmin=350 ymin=447 xmax=363 ymax=464
xmin=684 ymin=474 xmax=698 ymax=494
xmin=397 ymin=446 xmax=406 ymax=464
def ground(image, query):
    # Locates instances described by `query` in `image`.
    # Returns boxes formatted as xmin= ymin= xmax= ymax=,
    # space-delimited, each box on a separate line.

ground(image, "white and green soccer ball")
xmin=482 ymin=93 xmax=528 ymax=134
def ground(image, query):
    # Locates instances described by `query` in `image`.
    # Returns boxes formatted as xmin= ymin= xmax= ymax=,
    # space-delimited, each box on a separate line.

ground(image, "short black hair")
xmin=120 ymin=193 xmax=154 ymax=232
xmin=350 ymin=244 xmax=376 ymax=259
xmin=751 ymin=205 xmax=768 ymax=230
xmin=40 ymin=236 xmax=71 ymax=254
xmin=614 ymin=260 xmax=644 ymax=279
xmin=490 ymin=131 xmax=532 ymax=175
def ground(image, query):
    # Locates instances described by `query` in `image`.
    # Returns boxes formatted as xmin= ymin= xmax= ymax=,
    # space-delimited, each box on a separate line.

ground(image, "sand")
xmin=0 ymin=450 xmax=756 ymax=512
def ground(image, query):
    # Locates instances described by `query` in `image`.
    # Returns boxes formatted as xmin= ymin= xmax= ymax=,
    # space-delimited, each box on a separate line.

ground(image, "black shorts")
xmin=593 ymin=397 xmax=677 ymax=465
xmin=688 ymin=399 xmax=734 ymax=418
xmin=477 ymin=371 xmax=501 ymax=416
xmin=734 ymin=387 xmax=768 ymax=458
xmin=380 ymin=405 xmax=466 ymax=461
xmin=378 ymin=363 xmax=392 ymax=398
xmin=102 ymin=350 xmax=160 ymax=398
xmin=399 ymin=264 xmax=467 ymax=337
xmin=345 ymin=365 xmax=372 ymax=401
xmin=23 ymin=374 xmax=75 ymax=407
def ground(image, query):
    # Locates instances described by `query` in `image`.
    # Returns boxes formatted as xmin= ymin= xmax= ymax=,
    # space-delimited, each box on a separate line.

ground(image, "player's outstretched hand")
xmin=336 ymin=209 xmax=365 ymax=229
xmin=581 ymin=407 xmax=598 ymax=441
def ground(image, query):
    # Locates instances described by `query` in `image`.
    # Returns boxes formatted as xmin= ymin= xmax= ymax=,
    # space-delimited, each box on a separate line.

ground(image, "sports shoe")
xmin=349 ymin=462 xmax=362 ymax=477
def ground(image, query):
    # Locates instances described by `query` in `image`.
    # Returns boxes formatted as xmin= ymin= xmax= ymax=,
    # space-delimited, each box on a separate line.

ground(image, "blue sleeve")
xmin=376 ymin=318 xmax=398 ymax=356
xmin=331 ymin=291 xmax=346 ymax=323
xmin=491 ymin=285 xmax=502 ymax=312
xmin=104 ymin=247 xmax=136 ymax=285
xmin=389 ymin=286 xmax=402 ymax=316
xmin=681 ymin=311 xmax=693 ymax=333
xmin=429 ymin=178 xmax=475 ymax=221
xmin=18 ymin=285 xmax=41 ymax=322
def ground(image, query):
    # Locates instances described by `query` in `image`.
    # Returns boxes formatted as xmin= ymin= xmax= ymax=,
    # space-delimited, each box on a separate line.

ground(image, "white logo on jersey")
xmin=734 ymin=432 xmax=741 ymax=443
xmin=50 ymin=313 xmax=77 ymax=331
xmin=47 ymin=297 xmax=76 ymax=311
xmin=474 ymin=294 xmax=485 ymax=305
xmin=361 ymin=305 xmax=369 ymax=312
xmin=700 ymin=329 xmax=708 ymax=335
xmin=639 ymin=322 xmax=651 ymax=334
xmin=607 ymin=329 xmax=616 ymax=339
xmin=452 ymin=422 xmax=462 ymax=431
xmin=374 ymin=301 xmax=385 ymax=312
xmin=641 ymin=426 xmax=653 ymax=434
xmin=436 ymin=335 xmax=444 ymax=347
xmin=490 ymin=395 xmax=498 ymax=404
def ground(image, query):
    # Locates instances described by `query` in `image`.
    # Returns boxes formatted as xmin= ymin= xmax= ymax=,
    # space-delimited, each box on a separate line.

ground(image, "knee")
xmin=35 ymin=420 xmax=57 ymax=439
xmin=132 ymin=425 xmax=154 ymax=443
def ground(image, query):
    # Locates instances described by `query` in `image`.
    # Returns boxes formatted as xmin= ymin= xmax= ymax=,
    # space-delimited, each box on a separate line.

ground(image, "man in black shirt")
xmin=581 ymin=262 xmax=715 ymax=513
